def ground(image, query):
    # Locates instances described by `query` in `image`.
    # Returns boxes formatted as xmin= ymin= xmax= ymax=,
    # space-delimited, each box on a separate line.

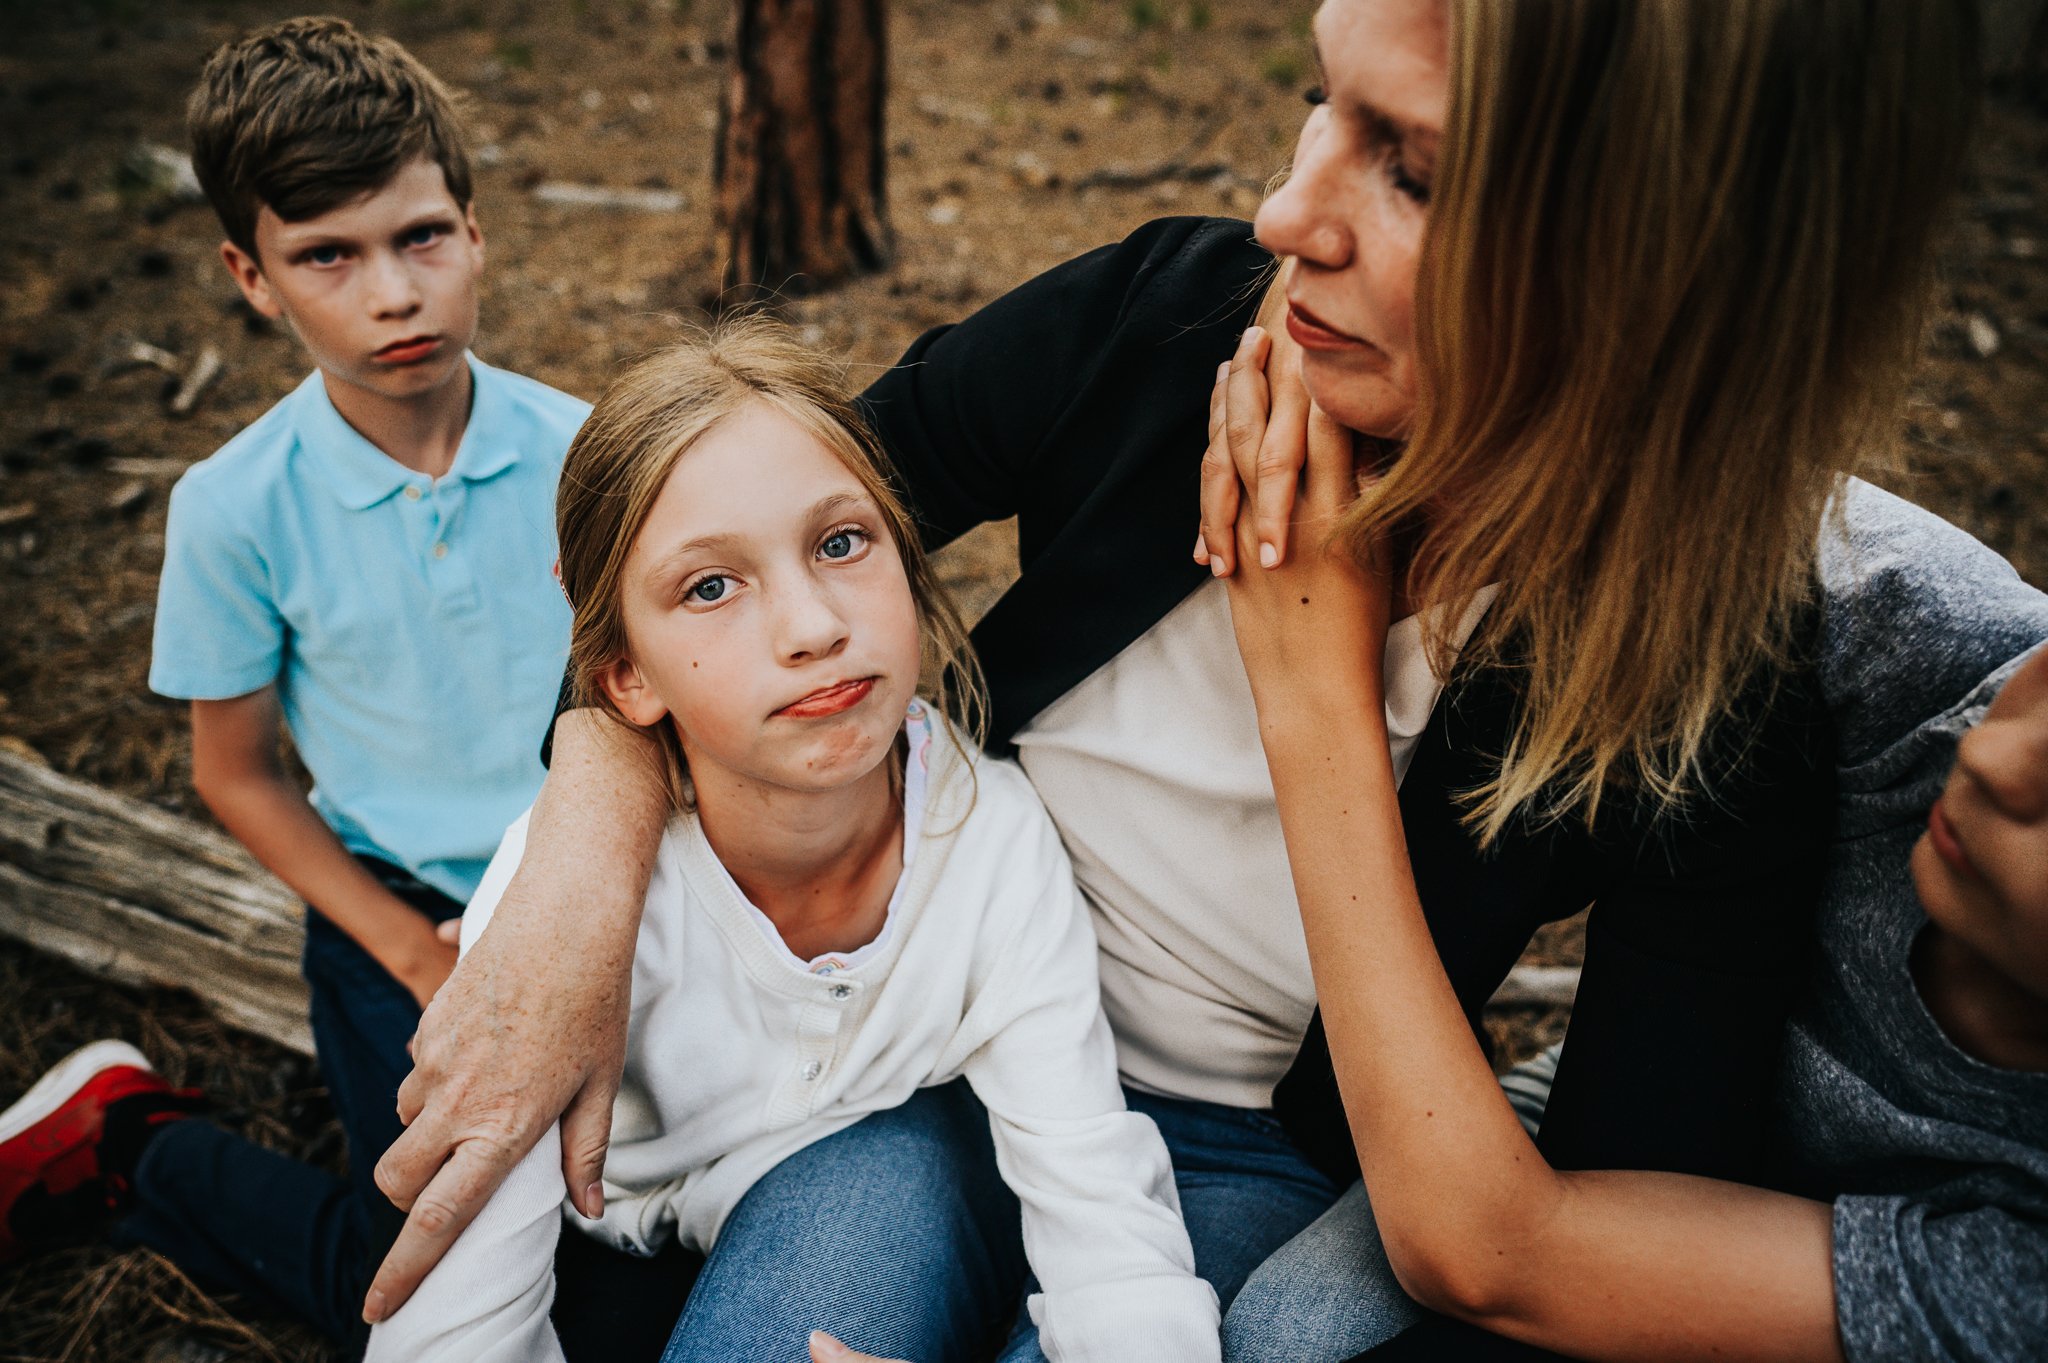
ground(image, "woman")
xmin=367 ymin=0 xmax=2011 ymax=1357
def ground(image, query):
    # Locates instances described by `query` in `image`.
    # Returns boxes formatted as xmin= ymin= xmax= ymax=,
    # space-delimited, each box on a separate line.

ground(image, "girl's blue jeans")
xmin=661 ymin=1081 xmax=1420 ymax=1363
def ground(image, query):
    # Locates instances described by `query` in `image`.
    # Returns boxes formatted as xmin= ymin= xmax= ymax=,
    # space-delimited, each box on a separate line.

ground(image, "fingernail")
xmin=585 ymin=1182 xmax=605 ymax=1215
xmin=1259 ymin=542 xmax=1278 ymax=569
xmin=1211 ymin=556 xmax=1229 ymax=577
xmin=1194 ymin=532 xmax=1210 ymax=564
xmin=1217 ymin=361 xmax=1231 ymax=382
xmin=810 ymin=1332 xmax=848 ymax=1359
xmin=364 ymin=1290 xmax=387 ymax=1324
xmin=1237 ymin=327 xmax=1260 ymax=354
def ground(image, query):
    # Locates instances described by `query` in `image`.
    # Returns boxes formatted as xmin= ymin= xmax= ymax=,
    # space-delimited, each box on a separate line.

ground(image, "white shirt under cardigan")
xmin=368 ymin=704 xmax=1220 ymax=1363
xmin=1013 ymin=579 xmax=1498 ymax=1110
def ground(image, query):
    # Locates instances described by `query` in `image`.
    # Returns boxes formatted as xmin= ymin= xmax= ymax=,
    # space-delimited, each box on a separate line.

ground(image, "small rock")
xmin=119 ymin=142 xmax=205 ymax=204
xmin=1011 ymin=152 xmax=1055 ymax=189
xmin=142 ymin=1336 xmax=233 ymax=1363
xmin=0 ymin=502 xmax=36 ymax=529
xmin=106 ymin=481 xmax=150 ymax=516
xmin=580 ymin=89 xmax=604 ymax=111
xmin=629 ymin=91 xmax=655 ymax=114
xmin=799 ymin=324 xmax=826 ymax=346
xmin=2008 ymin=236 xmax=2037 ymax=259
xmin=927 ymin=197 xmax=963 ymax=226
xmin=0 ymin=735 xmax=48 ymax=768
xmin=1966 ymin=312 xmax=2001 ymax=358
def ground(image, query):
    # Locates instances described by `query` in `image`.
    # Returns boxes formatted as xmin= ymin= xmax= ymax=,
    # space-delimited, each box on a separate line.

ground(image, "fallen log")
xmin=0 ymin=747 xmax=1581 ymax=1059
xmin=0 ymin=749 xmax=312 ymax=1055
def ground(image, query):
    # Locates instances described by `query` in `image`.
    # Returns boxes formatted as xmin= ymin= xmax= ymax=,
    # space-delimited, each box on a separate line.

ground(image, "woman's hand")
xmin=1197 ymin=279 xmax=1312 ymax=577
xmin=1207 ymin=330 xmax=1393 ymax=712
xmin=362 ymin=709 xmax=667 ymax=1323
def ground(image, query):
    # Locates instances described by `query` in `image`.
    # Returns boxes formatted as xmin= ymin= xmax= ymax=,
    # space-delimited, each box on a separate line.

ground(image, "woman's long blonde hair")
xmin=1343 ymin=0 xmax=1980 ymax=840
xmin=556 ymin=315 xmax=987 ymax=808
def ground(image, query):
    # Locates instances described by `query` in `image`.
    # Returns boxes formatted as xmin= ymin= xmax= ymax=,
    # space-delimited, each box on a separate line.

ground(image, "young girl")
xmin=366 ymin=319 xmax=1220 ymax=1363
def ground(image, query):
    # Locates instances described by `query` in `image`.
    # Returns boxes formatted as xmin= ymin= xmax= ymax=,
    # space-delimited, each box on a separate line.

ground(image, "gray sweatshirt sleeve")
xmin=1834 ymin=1193 xmax=2048 ymax=1362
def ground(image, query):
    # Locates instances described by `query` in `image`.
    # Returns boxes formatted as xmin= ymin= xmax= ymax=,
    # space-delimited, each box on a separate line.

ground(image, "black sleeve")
xmin=855 ymin=214 xmax=1265 ymax=552
xmin=1535 ymin=659 xmax=1836 ymax=1182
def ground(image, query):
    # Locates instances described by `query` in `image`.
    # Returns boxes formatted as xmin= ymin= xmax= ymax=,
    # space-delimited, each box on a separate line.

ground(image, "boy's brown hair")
xmin=187 ymin=16 xmax=473 ymax=260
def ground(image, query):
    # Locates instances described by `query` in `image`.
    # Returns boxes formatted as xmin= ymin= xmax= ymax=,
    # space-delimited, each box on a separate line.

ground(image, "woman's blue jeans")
xmin=659 ymin=1080 xmax=1418 ymax=1362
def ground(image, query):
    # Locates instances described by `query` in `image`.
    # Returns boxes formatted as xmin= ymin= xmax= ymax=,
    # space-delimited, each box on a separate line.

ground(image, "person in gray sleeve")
xmin=1773 ymin=480 xmax=2048 ymax=1363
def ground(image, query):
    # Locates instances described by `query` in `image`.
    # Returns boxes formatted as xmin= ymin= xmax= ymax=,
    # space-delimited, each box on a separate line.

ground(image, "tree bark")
xmin=714 ymin=0 xmax=891 ymax=301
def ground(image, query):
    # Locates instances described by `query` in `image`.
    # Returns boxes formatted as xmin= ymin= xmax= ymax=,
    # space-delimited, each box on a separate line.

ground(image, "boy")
xmin=0 ymin=17 xmax=586 ymax=1348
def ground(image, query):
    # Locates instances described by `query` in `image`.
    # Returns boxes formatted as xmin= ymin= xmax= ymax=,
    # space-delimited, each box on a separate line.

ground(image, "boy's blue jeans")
xmin=114 ymin=857 xmax=451 ymax=1346
xmin=112 ymin=857 xmax=693 ymax=1358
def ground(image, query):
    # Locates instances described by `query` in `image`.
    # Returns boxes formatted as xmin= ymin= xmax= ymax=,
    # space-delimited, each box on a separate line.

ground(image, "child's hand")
xmin=808 ymin=1331 xmax=905 ymax=1363
xmin=390 ymin=918 xmax=462 ymax=1010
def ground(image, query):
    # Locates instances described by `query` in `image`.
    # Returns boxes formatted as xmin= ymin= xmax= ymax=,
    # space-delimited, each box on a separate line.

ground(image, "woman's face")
xmin=1254 ymin=0 xmax=1448 ymax=441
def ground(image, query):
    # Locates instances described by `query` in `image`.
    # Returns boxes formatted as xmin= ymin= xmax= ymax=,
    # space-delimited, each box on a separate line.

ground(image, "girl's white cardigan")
xmin=368 ymin=706 xmax=1220 ymax=1363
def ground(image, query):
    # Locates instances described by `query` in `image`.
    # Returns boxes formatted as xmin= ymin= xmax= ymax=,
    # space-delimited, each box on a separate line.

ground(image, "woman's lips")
xmin=1927 ymin=800 xmax=1979 ymax=879
xmin=374 ymin=336 xmax=442 ymax=366
xmin=775 ymin=677 xmax=876 ymax=719
xmin=1285 ymin=300 xmax=1376 ymax=354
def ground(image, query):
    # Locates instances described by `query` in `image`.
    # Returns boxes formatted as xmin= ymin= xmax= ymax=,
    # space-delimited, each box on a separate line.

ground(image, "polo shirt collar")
xmin=295 ymin=354 xmax=521 ymax=511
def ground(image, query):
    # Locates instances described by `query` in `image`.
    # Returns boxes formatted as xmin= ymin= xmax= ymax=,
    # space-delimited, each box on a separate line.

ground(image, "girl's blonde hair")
xmin=556 ymin=315 xmax=987 ymax=808
xmin=1342 ymin=0 xmax=1979 ymax=841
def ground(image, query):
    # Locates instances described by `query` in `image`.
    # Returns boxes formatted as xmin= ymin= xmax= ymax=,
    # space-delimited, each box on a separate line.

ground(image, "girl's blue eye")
xmin=687 ymin=576 xmax=728 ymax=603
xmin=821 ymin=532 xmax=854 ymax=560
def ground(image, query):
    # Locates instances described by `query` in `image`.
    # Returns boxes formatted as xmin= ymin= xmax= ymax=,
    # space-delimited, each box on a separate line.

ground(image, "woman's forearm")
xmin=1255 ymin=689 xmax=1842 ymax=1362
xmin=495 ymin=707 xmax=667 ymax=948
xmin=363 ymin=707 xmax=668 ymax=1322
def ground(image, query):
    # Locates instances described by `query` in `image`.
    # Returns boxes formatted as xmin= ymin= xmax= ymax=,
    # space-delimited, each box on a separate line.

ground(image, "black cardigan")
xmin=857 ymin=214 xmax=1831 ymax=1183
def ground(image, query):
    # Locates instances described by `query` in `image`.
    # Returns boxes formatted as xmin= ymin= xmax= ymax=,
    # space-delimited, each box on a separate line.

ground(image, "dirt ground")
xmin=2 ymin=1 xmax=2045 ymax=1358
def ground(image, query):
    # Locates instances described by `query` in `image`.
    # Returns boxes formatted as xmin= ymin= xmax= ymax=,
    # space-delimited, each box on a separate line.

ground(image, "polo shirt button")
xmin=432 ymin=542 xmax=448 ymax=560
xmin=799 ymin=1060 xmax=823 ymax=1081
xmin=404 ymin=484 xmax=423 ymax=501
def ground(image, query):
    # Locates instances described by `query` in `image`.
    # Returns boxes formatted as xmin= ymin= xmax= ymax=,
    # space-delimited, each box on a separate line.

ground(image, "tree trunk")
xmin=0 ymin=749 xmax=313 ymax=1055
xmin=714 ymin=0 xmax=891 ymax=301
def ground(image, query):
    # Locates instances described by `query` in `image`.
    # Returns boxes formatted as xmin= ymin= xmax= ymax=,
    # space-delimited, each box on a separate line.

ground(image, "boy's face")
xmin=601 ymin=401 xmax=924 ymax=800
xmin=1915 ymin=644 xmax=2048 ymax=999
xmin=220 ymin=157 xmax=483 ymax=406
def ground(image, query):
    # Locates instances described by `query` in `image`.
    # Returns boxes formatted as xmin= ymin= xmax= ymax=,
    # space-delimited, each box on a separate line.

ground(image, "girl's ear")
xmin=600 ymin=655 xmax=669 ymax=728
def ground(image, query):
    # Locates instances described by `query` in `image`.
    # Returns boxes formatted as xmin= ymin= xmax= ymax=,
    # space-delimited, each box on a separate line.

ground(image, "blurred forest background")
xmin=3 ymin=1 xmax=2046 ymax=1358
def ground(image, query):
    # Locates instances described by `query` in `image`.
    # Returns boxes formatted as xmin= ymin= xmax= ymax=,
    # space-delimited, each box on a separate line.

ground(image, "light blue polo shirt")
xmin=150 ymin=355 xmax=585 ymax=902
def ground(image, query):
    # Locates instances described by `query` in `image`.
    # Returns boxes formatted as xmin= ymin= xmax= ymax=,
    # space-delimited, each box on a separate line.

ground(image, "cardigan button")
xmin=829 ymin=984 xmax=852 ymax=1000
xmin=800 ymin=1060 xmax=823 ymax=1081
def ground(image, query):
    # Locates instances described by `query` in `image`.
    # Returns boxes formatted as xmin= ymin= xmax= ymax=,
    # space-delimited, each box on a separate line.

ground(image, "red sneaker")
xmin=0 ymin=1040 xmax=200 ymax=1262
